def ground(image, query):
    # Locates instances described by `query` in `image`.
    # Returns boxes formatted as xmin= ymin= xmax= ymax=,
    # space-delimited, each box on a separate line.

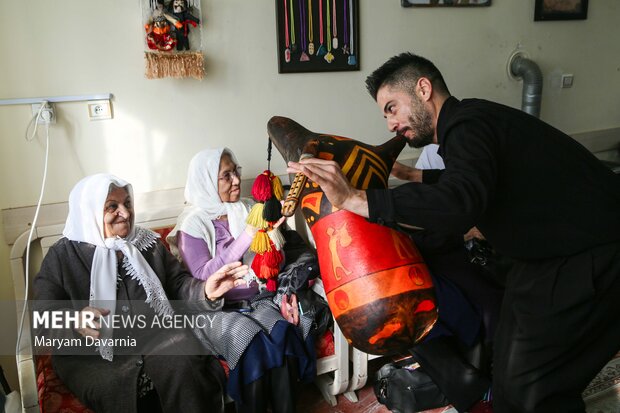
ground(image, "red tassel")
xmin=251 ymin=172 xmax=272 ymax=202
xmin=251 ymin=253 xmax=264 ymax=279
xmin=263 ymin=246 xmax=283 ymax=268
xmin=259 ymin=262 xmax=279 ymax=279
xmin=251 ymin=249 xmax=280 ymax=283
xmin=266 ymin=279 xmax=277 ymax=292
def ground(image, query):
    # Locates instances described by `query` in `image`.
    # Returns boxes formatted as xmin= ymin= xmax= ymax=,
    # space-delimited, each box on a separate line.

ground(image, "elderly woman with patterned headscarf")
xmin=34 ymin=173 xmax=249 ymax=413
xmin=167 ymin=148 xmax=316 ymax=413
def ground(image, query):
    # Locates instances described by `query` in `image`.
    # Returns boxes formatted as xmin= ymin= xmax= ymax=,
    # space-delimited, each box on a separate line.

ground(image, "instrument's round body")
xmin=268 ymin=116 xmax=438 ymax=355
xmin=311 ymin=210 xmax=436 ymax=354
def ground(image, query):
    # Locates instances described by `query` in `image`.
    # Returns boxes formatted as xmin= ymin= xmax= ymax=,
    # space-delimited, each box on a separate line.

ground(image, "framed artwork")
xmin=276 ymin=0 xmax=359 ymax=74
xmin=401 ymin=0 xmax=491 ymax=7
xmin=534 ymin=0 xmax=588 ymax=21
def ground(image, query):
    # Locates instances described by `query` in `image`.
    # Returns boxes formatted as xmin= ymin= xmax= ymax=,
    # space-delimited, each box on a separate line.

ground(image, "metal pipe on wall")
xmin=509 ymin=54 xmax=543 ymax=118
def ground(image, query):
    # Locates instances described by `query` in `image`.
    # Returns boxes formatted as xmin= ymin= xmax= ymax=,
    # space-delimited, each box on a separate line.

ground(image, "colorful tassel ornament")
xmin=246 ymin=139 xmax=287 ymax=292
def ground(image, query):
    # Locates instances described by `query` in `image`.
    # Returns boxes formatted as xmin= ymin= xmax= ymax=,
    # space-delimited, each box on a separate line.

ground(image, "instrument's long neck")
xmin=268 ymin=117 xmax=406 ymax=221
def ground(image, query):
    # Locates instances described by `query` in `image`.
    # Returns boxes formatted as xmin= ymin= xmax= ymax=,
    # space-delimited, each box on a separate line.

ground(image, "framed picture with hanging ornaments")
xmin=401 ymin=0 xmax=490 ymax=6
xmin=276 ymin=0 xmax=360 ymax=74
xmin=141 ymin=0 xmax=205 ymax=79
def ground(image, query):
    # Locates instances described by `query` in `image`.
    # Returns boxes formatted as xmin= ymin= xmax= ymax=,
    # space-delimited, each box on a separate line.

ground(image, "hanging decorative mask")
xmin=142 ymin=0 xmax=205 ymax=79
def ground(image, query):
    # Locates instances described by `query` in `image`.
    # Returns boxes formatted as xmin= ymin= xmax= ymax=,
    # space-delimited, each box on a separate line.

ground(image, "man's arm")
xmin=392 ymin=161 xmax=445 ymax=184
xmin=391 ymin=161 xmax=423 ymax=182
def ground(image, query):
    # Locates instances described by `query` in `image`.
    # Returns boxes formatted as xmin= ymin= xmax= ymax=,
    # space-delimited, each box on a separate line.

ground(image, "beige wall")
xmin=1 ymin=0 xmax=619 ymax=390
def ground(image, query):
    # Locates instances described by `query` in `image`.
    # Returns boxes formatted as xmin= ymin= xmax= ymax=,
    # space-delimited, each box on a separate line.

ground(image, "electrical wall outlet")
xmin=87 ymin=99 xmax=113 ymax=121
xmin=31 ymin=103 xmax=56 ymax=124
xmin=561 ymin=74 xmax=574 ymax=89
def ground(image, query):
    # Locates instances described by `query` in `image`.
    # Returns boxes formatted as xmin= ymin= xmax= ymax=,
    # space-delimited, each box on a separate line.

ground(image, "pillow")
xmin=36 ymin=355 xmax=94 ymax=413
xmin=152 ymin=226 xmax=174 ymax=251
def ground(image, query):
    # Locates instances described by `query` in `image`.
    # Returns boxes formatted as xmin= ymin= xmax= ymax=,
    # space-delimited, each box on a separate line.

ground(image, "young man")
xmin=288 ymin=52 xmax=620 ymax=412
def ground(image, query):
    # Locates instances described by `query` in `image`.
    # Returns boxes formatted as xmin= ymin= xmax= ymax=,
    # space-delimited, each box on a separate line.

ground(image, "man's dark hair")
xmin=365 ymin=52 xmax=450 ymax=101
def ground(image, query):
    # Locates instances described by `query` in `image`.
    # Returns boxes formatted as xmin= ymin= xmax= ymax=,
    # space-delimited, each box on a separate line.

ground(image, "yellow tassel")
xmin=271 ymin=174 xmax=285 ymax=201
xmin=250 ymin=231 xmax=271 ymax=254
xmin=246 ymin=203 xmax=268 ymax=230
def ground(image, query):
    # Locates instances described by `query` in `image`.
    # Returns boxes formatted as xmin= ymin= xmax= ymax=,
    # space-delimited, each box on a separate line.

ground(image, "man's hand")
xmin=464 ymin=226 xmax=485 ymax=242
xmin=205 ymin=262 xmax=249 ymax=301
xmin=287 ymin=158 xmax=369 ymax=218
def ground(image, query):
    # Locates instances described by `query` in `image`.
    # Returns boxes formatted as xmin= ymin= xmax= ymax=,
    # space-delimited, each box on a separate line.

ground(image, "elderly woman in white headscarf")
xmin=167 ymin=148 xmax=316 ymax=413
xmin=34 ymin=173 xmax=249 ymax=413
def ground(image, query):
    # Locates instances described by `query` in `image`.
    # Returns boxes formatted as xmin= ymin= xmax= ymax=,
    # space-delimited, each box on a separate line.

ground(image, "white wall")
xmin=1 ymin=0 xmax=619 ymax=388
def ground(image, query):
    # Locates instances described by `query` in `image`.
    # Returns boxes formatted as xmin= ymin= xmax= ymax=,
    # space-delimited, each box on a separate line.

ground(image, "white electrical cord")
xmin=24 ymin=102 xmax=50 ymax=142
xmin=16 ymin=102 xmax=51 ymax=357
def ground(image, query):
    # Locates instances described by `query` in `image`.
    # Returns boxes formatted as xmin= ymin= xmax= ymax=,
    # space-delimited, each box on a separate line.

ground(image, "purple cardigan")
xmin=177 ymin=219 xmax=259 ymax=302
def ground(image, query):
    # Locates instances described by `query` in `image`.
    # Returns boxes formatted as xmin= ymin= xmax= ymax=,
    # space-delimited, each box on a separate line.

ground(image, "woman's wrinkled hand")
xmin=245 ymin=210 xmax=286 ymax=237
xmin=245 ymin=224 xmax=259 ymax=237
xmin=272 ymin=215 xmax=286 ymax=229
xmin=280 ymin=294 xmax=299 ymax=325
xmin=204 ymin=261 xmax=249 ymax=300
xmin=75 ymin=306 xmax=110 ymax=339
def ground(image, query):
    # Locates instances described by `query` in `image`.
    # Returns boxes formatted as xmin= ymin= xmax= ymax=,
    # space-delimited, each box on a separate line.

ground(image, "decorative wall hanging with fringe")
xmin=141 ymin=0 xmax=205 ymax=79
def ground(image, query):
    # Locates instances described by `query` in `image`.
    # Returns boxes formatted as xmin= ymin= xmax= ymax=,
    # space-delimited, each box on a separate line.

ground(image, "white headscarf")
xmin=63 ymin=173 xmax=173 ymax=361
xmin=168 ymin=148 xmax=252 ymax=259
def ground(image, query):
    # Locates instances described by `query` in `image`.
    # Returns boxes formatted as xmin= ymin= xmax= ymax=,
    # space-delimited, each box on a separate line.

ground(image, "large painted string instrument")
xmin=267 ymin=116 xmax=437 ymax=355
